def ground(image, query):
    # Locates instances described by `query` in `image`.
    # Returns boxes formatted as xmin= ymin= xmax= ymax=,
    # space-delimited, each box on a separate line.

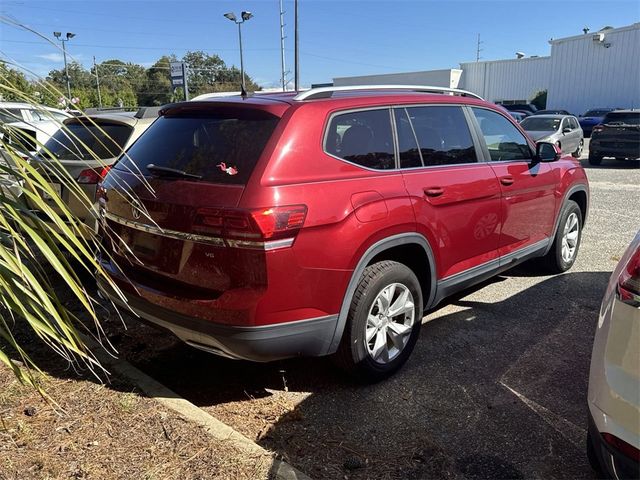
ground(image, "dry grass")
xmin=0 ymin=362 xmax=275 ymax=480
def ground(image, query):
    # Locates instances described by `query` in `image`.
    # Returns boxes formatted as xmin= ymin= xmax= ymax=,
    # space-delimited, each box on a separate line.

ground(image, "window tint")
xmin=325 ymin=109 xmax=395 ymax=170
xmin=472 ymin=108 xmax=532 ymax=161
xmin=0 ymin=108 xmax=22 ymax=124
xmin=42 ymin=121 xmax=133 ymax=160
xmin=394 ymin=109 xmax=422 ymax=168
xmin=603 ymin=112 xmax=640 ymax=125
xmin=521 ymin=117 xmax=561 ymax=131
xmin=570 ymin=117 xmax=579 ymax=129
xmin=404 ymin=106 xmax=477 ymax=167
xmin=115 ymin=108 xmax=279 ymax=185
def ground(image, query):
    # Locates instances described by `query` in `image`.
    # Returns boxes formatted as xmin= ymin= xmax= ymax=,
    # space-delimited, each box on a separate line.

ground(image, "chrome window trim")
xmin=104 ymin=212 xmax=294 ymax=251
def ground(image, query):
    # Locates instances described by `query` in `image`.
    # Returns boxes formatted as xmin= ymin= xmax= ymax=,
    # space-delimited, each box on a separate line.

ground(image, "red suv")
xmin=97 ymin=86 xmax=589 ymax=381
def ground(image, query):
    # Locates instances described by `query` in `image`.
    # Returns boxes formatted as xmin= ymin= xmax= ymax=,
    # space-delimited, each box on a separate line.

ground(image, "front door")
xmin=469 ymin=107 xmax=558 ymax=258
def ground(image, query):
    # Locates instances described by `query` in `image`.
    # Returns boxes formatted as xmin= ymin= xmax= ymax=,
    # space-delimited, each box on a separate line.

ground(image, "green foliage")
xmin=0 ymin=81 xmax=125 ymax=394
xmin=37 ymin=50 xmax=261 ymax=108
xmin=531 ymin=90 xmax=548 ymax=110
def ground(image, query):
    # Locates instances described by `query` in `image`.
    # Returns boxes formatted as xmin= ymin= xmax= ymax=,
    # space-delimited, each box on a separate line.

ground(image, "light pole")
xmin=53 ymin=31 xmax=75 ymax=100
xmin=223 ymin=11 xmax=253 ymax=94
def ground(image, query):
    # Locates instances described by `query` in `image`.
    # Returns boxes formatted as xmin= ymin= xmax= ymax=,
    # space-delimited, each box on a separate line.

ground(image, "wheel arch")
xmin=544 ymin=183 xmax=589 ymax=255
xmin=326 ymin=233 xmax=437 ymax=354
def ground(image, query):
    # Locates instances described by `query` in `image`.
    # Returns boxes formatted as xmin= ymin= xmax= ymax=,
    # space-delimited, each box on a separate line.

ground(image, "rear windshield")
xmin=42 ymin=121 xmax=133 ymax=160
xmin=520 ymin=117 xmax=561 ymax=131
xmin=114 ymin=108 xmax=279 ymax=185
xmin=602 ymin=112 xmax=640 ymax=125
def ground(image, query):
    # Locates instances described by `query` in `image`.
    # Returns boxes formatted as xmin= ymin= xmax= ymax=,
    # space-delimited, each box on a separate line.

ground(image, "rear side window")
xmin=603 ymin=112 xmax=640 ymax=125
xmin=472 ymin=108 xmax=532 ymax=161
xmin=43 ymin=121 xmax=133 ymax=160
xmin=0 ymin=108 xmax=22 ymax=124
xmin=115 ymin=108 xmax=279 ymax=184
xmin=401 ymin=106 xmax=477 ymax=167
xmin=325 ymin=109 xmax=395 ymax=170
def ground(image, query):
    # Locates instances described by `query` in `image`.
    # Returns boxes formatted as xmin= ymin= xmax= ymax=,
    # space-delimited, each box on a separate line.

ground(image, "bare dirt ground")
xmin=0 ymin=335 xmax=274 ymax=480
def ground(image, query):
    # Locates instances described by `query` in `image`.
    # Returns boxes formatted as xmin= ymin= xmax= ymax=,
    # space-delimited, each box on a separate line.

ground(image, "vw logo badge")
xmin=131 ymin=199 xmax=142 ymax=220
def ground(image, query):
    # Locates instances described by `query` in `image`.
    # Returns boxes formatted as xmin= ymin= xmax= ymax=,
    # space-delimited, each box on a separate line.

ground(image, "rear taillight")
xmin=592 ymin=124 xmax=605 ymax=135
xmin=78 ymin=165 xmax=112 ymax=184
xmin=194 ymin=205 xmax=308 ymax=249
xmin=617 ymin=248 xmax=640 ymax=307
xmin=602 ymin=432 xmax=640 ymax=461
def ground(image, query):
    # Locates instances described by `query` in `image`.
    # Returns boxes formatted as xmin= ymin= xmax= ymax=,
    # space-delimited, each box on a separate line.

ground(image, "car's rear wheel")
xmin=541 ymin=200 xmax=582 ymax=273
xmin=588 ymin=152 xmax=603 ymax=165
xmin=334 ymin=261 xmax=422 ymax=382
xmin=572 ymin=140 xmax=584 ymax=158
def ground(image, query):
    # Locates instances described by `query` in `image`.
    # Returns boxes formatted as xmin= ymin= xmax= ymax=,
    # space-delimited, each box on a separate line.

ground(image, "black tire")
xmin=588 ymin=152 xmax=603 ymax=166
xmin=541 ymin=200 xmax=582 ymax=273
xmin=586 ymin=431 xmax=603 ymax=476
xmin=333 ymin=260 xmax=423 ymax=382
xmin=572 ymin=139 xmax=584 ymax=158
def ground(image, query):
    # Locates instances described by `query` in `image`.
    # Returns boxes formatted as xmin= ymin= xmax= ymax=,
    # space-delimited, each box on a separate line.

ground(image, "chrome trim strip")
xmin=105 ymin=212 xmax=296 ymax=251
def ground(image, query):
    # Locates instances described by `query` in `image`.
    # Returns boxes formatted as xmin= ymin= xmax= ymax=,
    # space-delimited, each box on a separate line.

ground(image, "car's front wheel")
xmin=334 ymin=261 xmax=422 ymax=382
xmin=541 ymin=200 xmax=583 ymax=273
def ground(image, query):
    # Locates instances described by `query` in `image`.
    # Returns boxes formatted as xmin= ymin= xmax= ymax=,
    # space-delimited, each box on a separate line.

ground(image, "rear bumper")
xmin=588 ymin=410 xmax=640 ymax=479
xmin=590 ymin=141 xmax=640 ymax=159
xmin=98 ymin=279 xmax=338 ymax=362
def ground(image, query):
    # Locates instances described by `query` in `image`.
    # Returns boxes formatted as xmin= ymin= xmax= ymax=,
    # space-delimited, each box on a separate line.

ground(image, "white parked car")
xmin=587 ymin=230 xmax=640 ymax=478
xmin=0 ymin=101 xmax=70 ymax=125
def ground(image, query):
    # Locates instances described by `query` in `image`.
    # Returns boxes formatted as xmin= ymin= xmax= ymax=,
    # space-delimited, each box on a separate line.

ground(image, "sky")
xmin=1 ymin=0 xmax=639 ymax=88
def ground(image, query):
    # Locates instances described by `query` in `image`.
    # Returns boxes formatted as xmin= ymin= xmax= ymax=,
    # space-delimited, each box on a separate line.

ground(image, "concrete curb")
xmin=83 ymin=336 xmax=311 ymax=480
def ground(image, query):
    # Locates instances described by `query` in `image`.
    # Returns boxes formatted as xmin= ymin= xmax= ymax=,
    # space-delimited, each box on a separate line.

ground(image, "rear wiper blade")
xmin=146 ymin=164 xmax=202 ymax=180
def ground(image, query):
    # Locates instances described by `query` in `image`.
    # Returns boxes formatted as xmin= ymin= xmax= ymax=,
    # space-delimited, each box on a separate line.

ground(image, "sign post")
xmin=170 ymin=61 xmax=189 ymax=101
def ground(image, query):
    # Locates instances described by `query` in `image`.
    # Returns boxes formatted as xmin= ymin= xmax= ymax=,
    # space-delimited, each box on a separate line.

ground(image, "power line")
xmin=1 ymin=39 xmax=279 ymax=52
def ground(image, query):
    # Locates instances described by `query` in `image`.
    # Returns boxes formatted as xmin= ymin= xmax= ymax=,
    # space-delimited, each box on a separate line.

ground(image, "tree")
xmin=182 ymin=50 xmax=260 ymax=97
xmin=531 ymin=90 xmax=547 ymax=110
xmin=0 ymin=61 xmax=33 ymax=101
xmin=138 ymin=55 xmax=176 ymax=106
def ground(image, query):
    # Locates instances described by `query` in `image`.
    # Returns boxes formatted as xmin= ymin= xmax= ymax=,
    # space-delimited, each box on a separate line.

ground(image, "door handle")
xmin=500 ymin=176 xmax=514 ymax=186
xmin=424 ymin=187 xmax=444 ymax=197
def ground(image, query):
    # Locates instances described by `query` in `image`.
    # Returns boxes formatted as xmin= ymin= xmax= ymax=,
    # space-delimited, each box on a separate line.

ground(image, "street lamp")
xmin=53 ymin=31 xmax=75 ymax=100
xmin=223 ymin=11 xmax=253 ymax=94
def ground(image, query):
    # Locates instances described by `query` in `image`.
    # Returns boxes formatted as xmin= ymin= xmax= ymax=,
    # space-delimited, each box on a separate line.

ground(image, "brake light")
xmin=194 ymin=205 xmax=308 ymax=246
xmin=617 ymin=248 xmax=640 ymax=307
xmin=78 ymin=165 xmax=112 ymax=184
xmin=602 ymin=432 xmax=640 ymax=461
xmin=592 ymin=124 xmax=605 ymax=135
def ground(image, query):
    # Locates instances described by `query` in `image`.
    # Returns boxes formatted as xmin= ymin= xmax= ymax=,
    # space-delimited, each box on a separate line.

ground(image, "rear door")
xmin=469 ymin=107 xmax=557 ymax=258
xmin=397 ymin=105 xmax=502 ymax=280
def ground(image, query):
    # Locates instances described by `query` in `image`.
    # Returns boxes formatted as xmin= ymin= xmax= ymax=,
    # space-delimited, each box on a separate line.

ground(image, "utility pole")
xmin=476 ymin=33 xmax=483 ymax=62
xmin=93 ymin=56 xmax=103 ymax=108
xmin=279 ymin=0 xmax=287 ymax=91
xmin=53 ymin=32 xmax=75 ymax=100
xmin=294 ymin=0 xmax=299 ymax=91
xmin=182 ymin=62 xmax=189 ymax=101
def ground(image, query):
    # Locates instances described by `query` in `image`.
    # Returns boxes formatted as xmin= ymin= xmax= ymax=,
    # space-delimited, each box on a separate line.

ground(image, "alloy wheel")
xmin=561 ymin=212 xmax=580 ymax=262
xmin=365 ymin=283 xmax=415 ymax=364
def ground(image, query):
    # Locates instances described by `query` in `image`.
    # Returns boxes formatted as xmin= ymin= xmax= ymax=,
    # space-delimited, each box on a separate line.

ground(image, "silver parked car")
xmin=29 ymin=107 xmax=160 ymax=236
xmin=520 ymin=114 xmax=584 ymax=158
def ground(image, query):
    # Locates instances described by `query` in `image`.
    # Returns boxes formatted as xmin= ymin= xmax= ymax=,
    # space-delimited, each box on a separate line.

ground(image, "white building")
xmin=331 ymin=23 xmax=640 ymax=115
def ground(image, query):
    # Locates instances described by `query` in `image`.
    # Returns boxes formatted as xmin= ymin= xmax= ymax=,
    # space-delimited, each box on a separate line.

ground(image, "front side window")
xmin=472 ymin=108 xmax=532 ymax=161
xmin=325 ymin=109 xmax=395 ymax=170
xmin=403 ymin=106 xmax=477 ymax=167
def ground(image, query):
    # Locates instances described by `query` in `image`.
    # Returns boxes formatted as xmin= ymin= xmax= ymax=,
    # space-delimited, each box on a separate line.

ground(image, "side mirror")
xmin=562 ymin=127 xmax=572 ymax=134
xmin=535 ymin=142 xmax=560 ymax=162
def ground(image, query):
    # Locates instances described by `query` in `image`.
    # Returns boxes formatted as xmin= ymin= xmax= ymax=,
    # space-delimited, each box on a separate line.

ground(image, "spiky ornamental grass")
xmin=0 ymin=72 xmax=128 ymax=397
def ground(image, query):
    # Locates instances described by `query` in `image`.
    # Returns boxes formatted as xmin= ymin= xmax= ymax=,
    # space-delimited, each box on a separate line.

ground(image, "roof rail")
xmin=293 ymin=84 xmax=484 ymax=101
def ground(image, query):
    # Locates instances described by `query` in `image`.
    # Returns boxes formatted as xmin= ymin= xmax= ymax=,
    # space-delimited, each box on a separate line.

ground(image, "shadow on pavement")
xmin=4 ymin=269 xmax=609 ymax=479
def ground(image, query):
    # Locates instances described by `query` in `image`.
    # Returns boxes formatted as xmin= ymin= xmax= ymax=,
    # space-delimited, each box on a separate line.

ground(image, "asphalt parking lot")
xmin=107 ymin=143 xmax=639 ymax=479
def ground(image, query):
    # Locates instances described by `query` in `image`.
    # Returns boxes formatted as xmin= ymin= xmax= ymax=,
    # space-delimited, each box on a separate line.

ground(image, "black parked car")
xmin=501 ymin=103 xmax=538 ymax=114
xmin=533 ymin=109 xmax=572 ymax=116
xmin=588 ymin=110 xmax=640 ymax=165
